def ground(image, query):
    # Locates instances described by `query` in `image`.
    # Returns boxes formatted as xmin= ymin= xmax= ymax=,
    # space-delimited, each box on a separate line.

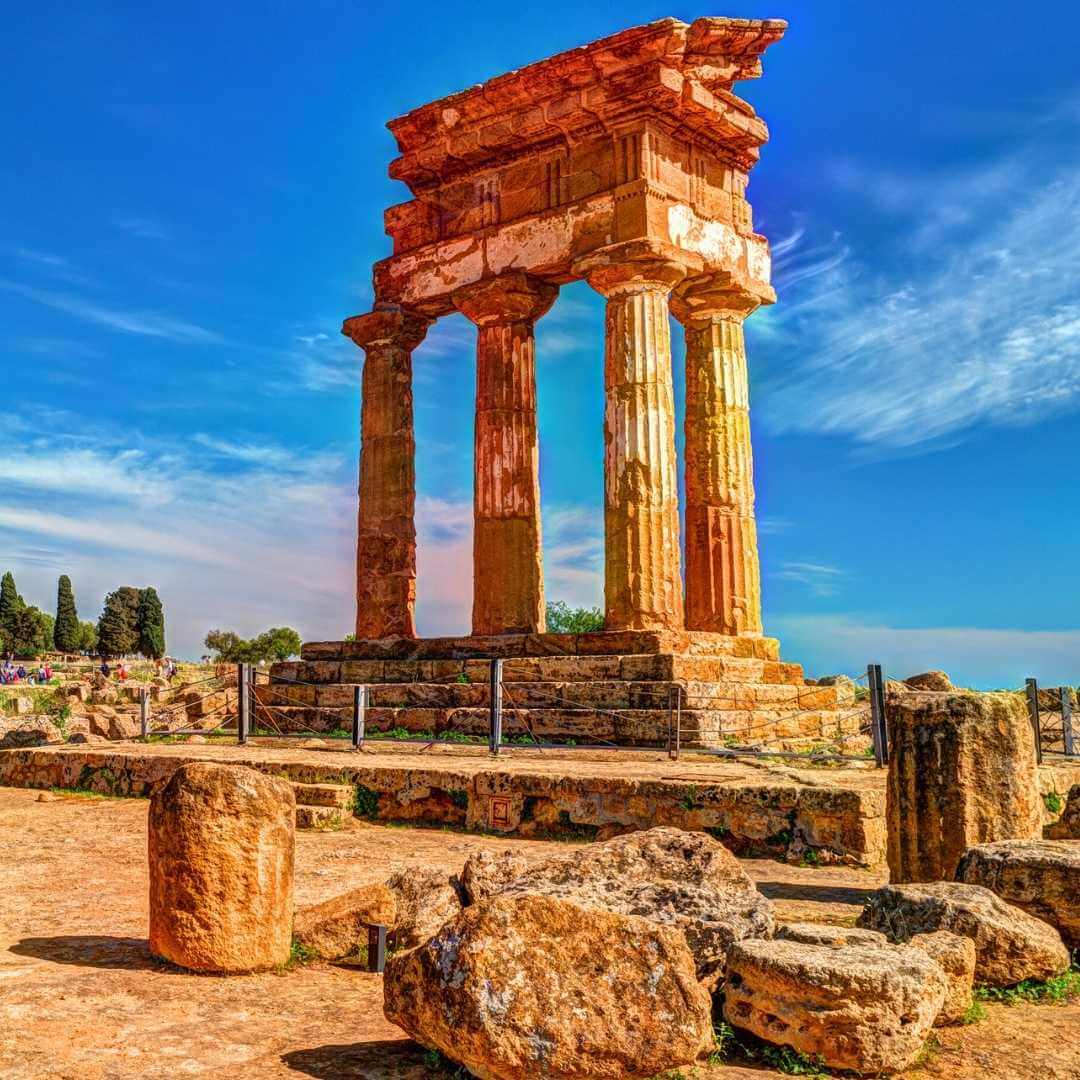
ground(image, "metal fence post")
xmin=139 ymin=688 xmax=150 ymax=739
xmin=1061 ymin=686 xmax=1076 ymax=758
xmin=352 ymin=685 xmax=367 ymax=750
xmin=237 ymin=662 xmax=250 ymax=745
xmin=668 ymin=684 xmax=682 ymax=760
xmin=489 ymin=658 xmax=503 ymax=755
xmin=1025 ymin=678 xmax=1043 ymax=764
xmin=367 ymin=923 xmax=388 ymax=973
xmin=868 ymin=663 xmax=888 ymax=767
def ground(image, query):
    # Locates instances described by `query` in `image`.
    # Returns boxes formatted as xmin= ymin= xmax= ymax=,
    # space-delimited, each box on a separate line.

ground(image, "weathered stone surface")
xmin=1047 ymin=784 xmax=1080 ymax=839
xmin=723 ymin=938 xmax=947 ymax=1074
xmin=464 ymin=826 xmax=773 ymax=984
xmin=148 ymin=763 xmax=295 ymax=973
xmin=460 ymin=849 xmax=530 ymax=904
xmin=774 ymin=921 xmax=885 ymax=948
xmin=905 ymin=670 xmax=954 ymax=691
xmin=293 ymin=883 xmax=397 ymax=960
xmin=0 ymin=716 xmax=61 ymax=748
xmin=956 ymin=839 xmax=1080 ymax=949
xmin=910 ymin=931 xmax=976 ymax=1025
xmin=384 ymin=893 xmax=712 ymax=1080
xmin=857 ymin=882 xmax=1070 ymax=987
xmin=885 ymin=691 xmax=1042 ymax=882
xmin=385 ymin=866 xmax=463 ymax=949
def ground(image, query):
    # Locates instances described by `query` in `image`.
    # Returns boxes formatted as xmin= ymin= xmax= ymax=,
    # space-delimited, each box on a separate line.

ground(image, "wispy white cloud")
xmin=774 ymin=561 xmax=846 ymax=597
xmin=8 ymin=247 xmax=97 ymax=288
xmin=0 ymin=280 xmax=226 ymax=344
xmin=113 ymin=215 xmax=170 ymax=241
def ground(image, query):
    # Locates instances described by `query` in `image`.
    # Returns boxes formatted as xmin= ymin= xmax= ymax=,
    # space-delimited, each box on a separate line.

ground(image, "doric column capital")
xmin=342 ymin=307 xmax=432 ymax=352
xmin=452 ymin=272 xmax=558 ymax=328
xmin=573 ymin=239 xmax=698 ymax=298
xmin=670 ymin=273 xmax=774 ymax=326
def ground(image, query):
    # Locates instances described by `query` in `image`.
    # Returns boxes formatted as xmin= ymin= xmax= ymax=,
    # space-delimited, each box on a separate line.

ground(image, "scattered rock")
xmin=384 ymin=893 xmax=712 ymax=1080
xmin=885 ymin=690 xmax=1042 ymax=882
xmin=1046 ymin=785 xmax=1080 ymax=839
xmin=904 ymin=670 xmax=953 ymax=691
xmin=385 ymin=866 xmax=463 ymax=949
xmin=67 ymin=731 xmax=109 ymax=745
xmin=723 ymin=938 xmax=947 ymax=1075
xmin=460 ymin=849 xmax=530 ymax=904
xmin=36 ymin=791 xmax=59 ymax=802
xmin=148 ymin=762 xmax=295 ymax=973
xmin=775 ymin=922 xmax=886 ymax=948
xmin=185 ymin=734 xmax=208 ymax=744
xmin=463 ymin=826 xmax=773 ymax=985
xmin=857 ymin=881 xmax=1070 ymax=987
xmin=0 ymin=716 xmax=62 ymax=748
xmin=910 ymin=931 xmax=976 ymax=1025
xmin=956 ymin=839 xmax=1080 ymax=950
xmin=293 ymin=883 xmax=397 ymax=960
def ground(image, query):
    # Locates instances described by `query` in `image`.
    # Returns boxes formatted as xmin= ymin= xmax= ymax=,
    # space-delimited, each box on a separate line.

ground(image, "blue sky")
xmin=2 ymin=2 xmax=1079 ymax=686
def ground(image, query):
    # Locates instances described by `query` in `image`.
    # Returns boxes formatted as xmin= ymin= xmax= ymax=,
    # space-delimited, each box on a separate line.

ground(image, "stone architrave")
xmin=576 ymin=241 xmax=688 ymax=632
xmin=148 ymin=762 xmax=295 ymax=973
xmin=342 ymin=308 xmax=431 ymax=639
xmin=671 ymin=276 xmax=770 ymax=635
xmin=453 ymin=273 xmax=557 ymax=635
xmin=885 ymin=691 xmax=1042 ymax=883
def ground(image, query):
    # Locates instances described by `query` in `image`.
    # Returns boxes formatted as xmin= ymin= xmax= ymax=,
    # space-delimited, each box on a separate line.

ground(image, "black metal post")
xmin=489 ymin=658 xmax=503 ymax=755
xmin=139 ymin=688 xmax=150 ymax=739
xmin=1061 ymin=686 xmax=1076 ymax=758
xmin=667 ymin=684 xmax=681 ymax=760
xmin=237 ymin=662 xmax=250 ymax=745
xmin=366 ymin=923 xmax=387 ymax=973
xmin=352 ymin=685 xmax=367 ymax=749
xmin=1026 ymin=678 xmax=1043 ymax=764
xmin=868 ymin=663 xmax=888 ymax=767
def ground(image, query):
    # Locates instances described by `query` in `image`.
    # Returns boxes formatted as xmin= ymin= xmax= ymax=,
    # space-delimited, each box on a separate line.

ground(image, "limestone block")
xmin=384 ymin=866 xmax=463 ymax=950
xmin=384 ymin=893 xmax=712 ymax=1080
xmin=857 ymin=882 xmax=1070 ymax=987
xmin=956 ymin=839 xmax=1080 ymax=949
xmin=293 ymin=883 xmax=397 ymax=960
xmin=148 ymin=763 xmax=295 ymax=973
xmin=1047 ymin=784 xmax=1080 ymax=838
xmin=885 ymin=691 xmax=1042 ymax=882
xmin=905 ymin=670 xmax=954 ymax=691
xmin=909 ymin=931 xmax=976 ymax=1025
xmin=774 ymin=922 xmax=886 ymax=948
xmin=723 ymin=939 xmax=947 ymax=1075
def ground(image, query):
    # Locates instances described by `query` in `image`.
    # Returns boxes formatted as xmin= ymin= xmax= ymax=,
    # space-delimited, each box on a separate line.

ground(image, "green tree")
xmin=204 ymin=626 xmax=302 ymax=663
xmin=6 ymin=606 xmax=52 ymax=658
xmin=53 ymin=575 xmax=80 ymax=652
xmin=251 ymin=627 xmax=302 ymax=662
xmin=97 ymin=586 xmax=141 ymax=658
xmin=0 ymin=570 xmax=24 ymax=630
xmin=205 ymin=629 xmax=244 ymax=661
xmin=76 ymin=620 xmax=98 ymax=654
xmin=545 ymin=600 xmax=604 ymax=634
xmin=136 ymin=587 xmax=166 ymax=659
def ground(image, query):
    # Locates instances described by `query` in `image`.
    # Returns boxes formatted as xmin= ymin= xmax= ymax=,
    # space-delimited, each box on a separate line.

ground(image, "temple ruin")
xmin=278 ymin=16 xmax=855 ymax=748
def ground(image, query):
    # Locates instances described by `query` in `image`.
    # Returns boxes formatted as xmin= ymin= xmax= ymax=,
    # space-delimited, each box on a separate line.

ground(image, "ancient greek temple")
xmin=343 ymin=16 xmax=782 ymax=642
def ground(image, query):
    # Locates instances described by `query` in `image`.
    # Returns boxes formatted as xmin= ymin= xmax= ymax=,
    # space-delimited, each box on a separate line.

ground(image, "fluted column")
xmin=453 ymin=273 xmax=557 ymax=635
xmin=342 ymin=308 xmax=431 ymax=639
xmin=577 ymin=245 xmax=687 ymax=631
xmin=671 ymin=278 xmax=763 ymax=634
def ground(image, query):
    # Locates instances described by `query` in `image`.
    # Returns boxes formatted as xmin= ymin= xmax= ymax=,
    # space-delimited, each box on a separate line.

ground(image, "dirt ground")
xmin=1 ymin=787 xmax=1077 ymax=1079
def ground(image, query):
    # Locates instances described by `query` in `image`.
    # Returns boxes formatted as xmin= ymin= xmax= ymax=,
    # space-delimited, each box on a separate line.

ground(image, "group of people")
xmin=96 ymin=657 xmax=178 ymax=682
xmin=1 ymin=659 xmax=53 ymax=685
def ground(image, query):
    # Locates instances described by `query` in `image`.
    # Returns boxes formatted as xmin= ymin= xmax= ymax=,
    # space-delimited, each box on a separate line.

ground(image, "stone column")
xmin=577 ymin=245 xmax=686 ymax=631
xmin=671 ymin=278 xmax=763 ymax=635
xmin=453 ymin=273 xmax=557 ymax=635
xmin=342 ymin=307 xmax=431 ymax=639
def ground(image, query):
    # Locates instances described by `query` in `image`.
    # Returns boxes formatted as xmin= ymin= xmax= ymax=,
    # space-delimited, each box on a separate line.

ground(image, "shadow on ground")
xmin=282 ymin=1040 xmax=429 ymax=1078
xmin=9 ymin=935 xmax=159 ymax=970
xmin=756 ymin=880 xmax=875 ymax=907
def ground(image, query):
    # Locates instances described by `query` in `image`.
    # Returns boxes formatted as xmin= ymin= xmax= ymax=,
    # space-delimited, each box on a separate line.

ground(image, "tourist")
xmin=117 ymin=661 xmax=128 ymax=682
xmin=99 ymin=659 xmax=111 ymax=679
xmin=37 ymin=665 xmax=47 ymax=684
xmin=43 ymin=662 xmax=52 ymax=682
xmin=15 ymin=665 xmax=26 ymax=682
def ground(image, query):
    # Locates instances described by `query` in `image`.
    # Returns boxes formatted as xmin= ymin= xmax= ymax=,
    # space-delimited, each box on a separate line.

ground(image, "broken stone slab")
xmin=293 ymin=883 xmax=397 ymax=960
xmin=384 ymin=892 xmax=712 ymax=1080
xmin=148 ymin=762 xmax=295 ymax=973
xmin=857 ymin=881 xmax=1070 ymax=987
xmin=956 ymin=839 xmax=1080 ymax=950
xmin=0 ymin=716 xmax=62 ymax=749
xmin=910 ymin=930 xmax=976 ymax=1025
xmin=723 ymin=938 xmax=947 ymax=1075
xmin=904 ymin=670 xmax=954 ymax=691
xmin=774 ymin=922 xmax=886 ymax=948
xmin=459 ymin=849 xmax=531 ymax=904
xmin=885 ymin=690 xmax=1042 ymax=882
xmin=459 ymin=826 xmax=773 ymax=986
xmin=384 ymin=866 xmax=463 ymax=950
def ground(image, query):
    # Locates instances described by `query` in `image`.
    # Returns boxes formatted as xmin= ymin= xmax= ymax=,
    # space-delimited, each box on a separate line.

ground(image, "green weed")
xmin=1045 ymin=791 xmax=1064 ymax=815
xmin=353 ymin=783 xmax=380 ymax=820
xmin=961 ymin=999 xmax=987 ymax=1024
xmin=976 ymin=965 xmax=1080 ymax=1006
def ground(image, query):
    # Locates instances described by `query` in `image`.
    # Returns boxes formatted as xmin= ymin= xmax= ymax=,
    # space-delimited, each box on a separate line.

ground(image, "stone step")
xmin=300 ymin=629 xmax=781 ymax=663
xmin=293 ymin=782 xmax=353 ymax=809
xmin=255 ymin=678 xmax=836 ymax=712
xmin=295 ymin=804 xmax=350 ymax=830
xmin=272 ymin=654 xmax=804 ymax=688
xmin=253 ymin=704 xmax=860 ymax=747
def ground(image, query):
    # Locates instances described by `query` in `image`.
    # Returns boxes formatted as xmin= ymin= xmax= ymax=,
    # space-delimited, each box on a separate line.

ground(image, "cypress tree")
xmin=54 ymin=575 xmax=80 ymax=652
xmin=97 ymin=586 xmax=141 ymax=658
xmin=136 ymin=587 xmax=166 ymax=659
xmin=0 ymin=571 xmax=23 ymax=630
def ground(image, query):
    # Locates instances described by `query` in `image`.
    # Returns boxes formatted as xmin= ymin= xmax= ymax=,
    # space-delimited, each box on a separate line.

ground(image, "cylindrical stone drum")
xmin=148 ymin=762 xmax=295 ymax=973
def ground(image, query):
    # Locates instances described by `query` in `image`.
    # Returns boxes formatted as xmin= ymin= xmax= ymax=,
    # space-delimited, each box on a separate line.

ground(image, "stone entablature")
xmin=345 ymin=16 xmax=785 ymax=639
